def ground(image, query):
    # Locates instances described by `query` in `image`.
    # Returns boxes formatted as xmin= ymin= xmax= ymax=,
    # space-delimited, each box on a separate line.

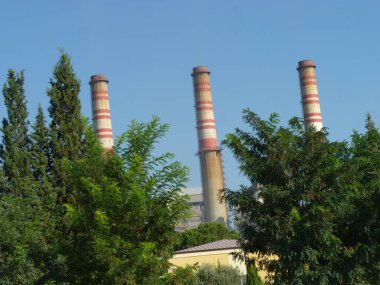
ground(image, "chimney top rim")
xmin=192 ymin=66 xmax=210 ymax=76
xmin=90 ymin=74 xmax=109 ymax=83
xmin=297 ymin=60 xmax=316 ymax=69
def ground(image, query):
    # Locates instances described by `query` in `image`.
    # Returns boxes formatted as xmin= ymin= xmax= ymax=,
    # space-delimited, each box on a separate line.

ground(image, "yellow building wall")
xmin=170 ymin=252 xmax=230 ymax=269
xmin=170 ymin=250 xmax=270 ymax=282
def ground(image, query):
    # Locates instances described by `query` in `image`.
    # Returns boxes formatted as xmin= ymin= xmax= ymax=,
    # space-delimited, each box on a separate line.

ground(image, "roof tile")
xmin=175 ymin=239 xmax=239 ymax=254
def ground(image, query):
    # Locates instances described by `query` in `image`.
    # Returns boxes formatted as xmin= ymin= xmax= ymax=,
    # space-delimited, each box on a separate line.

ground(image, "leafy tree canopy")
xmin=47 ymin=50 xmax=84 ymax=201
xmin=1 ymin=69 xmax=32 ymax=195
xmin=176 ymin=222 xmax=239 ymax=250
xmin=223 ymin=109 xmax=380 ymax=284
xmin=163 ymin=264 xmax=243 ymax=285
xmin=61 ymin=118 xmax=191 ymax=284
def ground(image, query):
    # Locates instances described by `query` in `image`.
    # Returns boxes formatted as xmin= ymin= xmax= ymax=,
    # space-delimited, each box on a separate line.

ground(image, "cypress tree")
xmin=246 ymin=262 xmax=264 ymax=285
xmin=47 ymin=51 xmax=84 ymax=200
xmin=1 ymin=69 xmax=32 ymax=195
xmin=30 ymin=105 xmax=50 ymax=182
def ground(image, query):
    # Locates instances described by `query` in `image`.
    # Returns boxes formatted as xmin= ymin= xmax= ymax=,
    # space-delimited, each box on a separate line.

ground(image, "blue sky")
xmin=0 ymin=1 xmax=379 ymax=190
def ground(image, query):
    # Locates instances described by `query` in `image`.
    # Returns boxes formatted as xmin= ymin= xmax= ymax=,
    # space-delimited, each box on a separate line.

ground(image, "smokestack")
xmin=89 ymin=74 xmax=114 ymax=150
xmin=297 ymin=60 xmax=323 ymax=131
xmin=192 ymin=66 xmax=228 ymax=224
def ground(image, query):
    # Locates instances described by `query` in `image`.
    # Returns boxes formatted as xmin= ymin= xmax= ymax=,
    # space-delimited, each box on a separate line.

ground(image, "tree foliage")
xmin=246 ymin=261 xmax=264 ymax=285
xmin=223 ymin=109 xmax=380 ymax=284
xmin=175 ymin=222 xmax=239 ymax=250
xmin=61 ymin=118 xmax=190 ymax=284
xmin=1 ymin=69 xmax=32 ymax=195
xmin=164 ymin=264 xmax=242 ymax=285
xmin=30 ymin=105 xmax=50 ymax=182
xmin=0 ymin=53 xmax=191 ymax=284
xmin=47 ymin=51 xmax=84 ymax=201
xmin=338 ymin=114 xmax=380 ymax=284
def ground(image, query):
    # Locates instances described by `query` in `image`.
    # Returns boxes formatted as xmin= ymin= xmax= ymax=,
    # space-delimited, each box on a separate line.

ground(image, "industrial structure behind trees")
xmin=89 ymin=74 xmax=114 ymax=150
xmin=192 ymin=66 xmax=228 ymax=225
xmin=86 ymin=60 xmax=324 ymax=229
xmin=297 ymin=59 xmax=323 ymax=130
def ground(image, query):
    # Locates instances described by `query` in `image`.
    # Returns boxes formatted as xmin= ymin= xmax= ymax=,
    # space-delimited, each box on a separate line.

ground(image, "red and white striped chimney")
xmin=192 ymin=66 xmax=228 ymax=224
xmin=89 ymin=75 xmax=114 ymax=150
xmin=297 ymin=60 xmax=323 ymax=131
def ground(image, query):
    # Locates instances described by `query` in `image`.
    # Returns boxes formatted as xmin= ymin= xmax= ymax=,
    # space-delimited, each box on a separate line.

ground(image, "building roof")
xmin=182 ymin=187 xmax=202 ymax=195
xmin=174 ymin=239 xmax=239 ymax=254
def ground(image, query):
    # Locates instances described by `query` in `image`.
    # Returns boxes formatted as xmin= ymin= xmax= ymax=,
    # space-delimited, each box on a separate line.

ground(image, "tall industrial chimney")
xmin=192 ymin=66 xmax=228 ymax=224
xmin=89 ymin=75 xmax=114 ymax=150
xmin=297 ymin=60 xmax=323 ymax=131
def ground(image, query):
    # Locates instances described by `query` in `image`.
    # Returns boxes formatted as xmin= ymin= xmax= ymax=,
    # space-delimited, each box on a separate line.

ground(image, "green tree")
xmin=193 ymin=264 xmax=243 ymax=285
xmin=0 ymin=71 xmax=60 ymax=284
xmin=30 ymin=105 xmax=57 ymax=240
xmin=246 ymin=261 xmax=264 ymax=285
xmin=176 ymin=222 xmax=239 ymax=250
xmin=336 ymin=114 xmax=380 ymax=284
xmin=0 ymin=185 xmax=59 ymax=284
xmin=47 ymin=51 xmax=84 ymax=201
xmin=1 ymin=69 xmax=32 ymax=195
xmin=61 ymin=118 xmax=190 ymax=284
xmin=163 ymin=264 xmax=242 ymax=285
xmin=162 ymin=265 xmax=197 ymax=285
xmin=30 ymin=105 xmax=50 ymax=182
xmin=223 ymin=109 xmax=350 ymax=284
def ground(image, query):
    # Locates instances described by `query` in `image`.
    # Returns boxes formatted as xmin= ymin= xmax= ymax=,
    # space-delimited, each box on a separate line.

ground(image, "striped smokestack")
xmin=297 ymin=60 xmax=323 ymax=131
xmin=89 ymin=75 xmax=114 ymax=150
xmin=192 ymin=66 xmax=228 ymax=224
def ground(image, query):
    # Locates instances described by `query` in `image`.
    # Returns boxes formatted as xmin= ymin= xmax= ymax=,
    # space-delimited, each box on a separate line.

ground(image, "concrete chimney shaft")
xmin=192 ymin=66 xmax=228 ymax=224
xmin=89 ymin=75 xmax=114 ymax=150
xmin=297 ymin=60 xmax=323 ymax=131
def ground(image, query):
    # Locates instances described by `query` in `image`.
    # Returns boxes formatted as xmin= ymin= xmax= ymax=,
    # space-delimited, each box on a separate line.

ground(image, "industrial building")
xmin=89 ymin=74 xmax=114 ymax=150
xmin=191 ymin=66 xmax=228 ymax=225
xmin=175 ymin=187 xmax=204 ymax=231
xmin=89 ymin=59 xmax=324 ymax=230
xmin=297 ymin=60 xmax=323 ymax=130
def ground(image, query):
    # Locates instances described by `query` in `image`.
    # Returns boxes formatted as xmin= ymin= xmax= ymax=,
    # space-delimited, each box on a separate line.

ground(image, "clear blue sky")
xmin=1 ymin=1 xmax=379 ymax=190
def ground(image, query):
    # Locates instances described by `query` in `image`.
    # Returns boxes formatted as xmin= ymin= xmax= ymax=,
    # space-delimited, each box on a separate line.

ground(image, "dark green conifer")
xmin=47 ymin=51 xmax=84 ymax=200
xmin=31 ymin=105 xmax=50 ymax=181
xmin=1 ymin=70 xmax=32 ymax=195
xmin=246 ymin=261 xmax=264 ymax=285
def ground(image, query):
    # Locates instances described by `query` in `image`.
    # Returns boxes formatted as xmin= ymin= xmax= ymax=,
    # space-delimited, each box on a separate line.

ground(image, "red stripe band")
xmin=96 ymin=128 xmax=113 ymax=133
xmin=306 ymin=118 xmax=323 ymax=123
xmin=92 ymin=90 xmax=108 ymax=95
xmin=94 ymin=115 xmax=111 ymax=120
xmin=198 ymin=119 xmax=215 ymax=124
xmin=301 ymin=81 xmax=317 ymax=86
xmin=195 ymin=87 xmax=211 ymax=92
xmin=97 ymin=134 xmax=113 ymax=138
xmin=196 ymin=106 xmax=214 ymax=111
xmin=304 ymin=112 xmax=321 ymax=118
xmin=198 ymin=125 xmax=216 ymax=130
xmin=302 ymin=94 xmax=319 ymax=99
xmin=93 ymin=109 xmax=110 ymax=115
xmin=196 ymin=100 xmax=213 ymax=106
xmin=194 ymin=82 xmax=210 ymax=87
xmin=300 ymin=75 xmax=316 ymax=80
xmin=93 ymin=96 xmax=109 ymax=101
xmin=302 ymin=100 xmax=320 ymax=104
xmin=199 ymin=138 xmax=218 ymax=150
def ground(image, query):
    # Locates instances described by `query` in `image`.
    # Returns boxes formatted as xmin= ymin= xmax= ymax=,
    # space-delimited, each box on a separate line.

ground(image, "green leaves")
xmin=47 ymin=51 xmax=84 ymax=201
xmin=223 ymin=109 xmax=373 ymax=284
xmin=1 ymin=69 xmax=32 ymax=195
xmin=61 ymin=118 xmax=190 ymax=283
xmin=175 ymin=222 xmax=239 ymax=251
